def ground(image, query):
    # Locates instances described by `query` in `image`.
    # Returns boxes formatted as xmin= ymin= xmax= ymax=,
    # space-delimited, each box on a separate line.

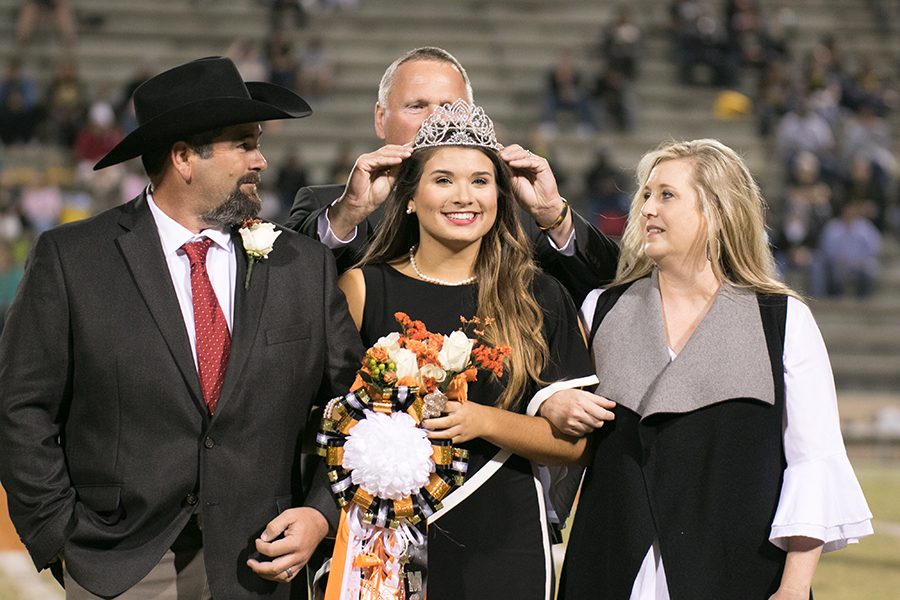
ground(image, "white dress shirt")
xmin=147 ymin=190 xmax=236 ymax=369
xmin=580 ymin=290 xmax=874 ymax=599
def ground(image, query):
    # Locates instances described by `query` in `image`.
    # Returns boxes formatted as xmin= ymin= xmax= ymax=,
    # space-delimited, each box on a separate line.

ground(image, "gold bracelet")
xmin=537 ymin=197 xmax=569 ymax=232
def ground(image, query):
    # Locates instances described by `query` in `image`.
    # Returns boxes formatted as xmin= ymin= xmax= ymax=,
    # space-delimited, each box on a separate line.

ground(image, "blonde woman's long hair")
xmin=616 ymin=138 xmax=799 ymax=298
xmin=358 ymin=146 xmax=547 ymax=410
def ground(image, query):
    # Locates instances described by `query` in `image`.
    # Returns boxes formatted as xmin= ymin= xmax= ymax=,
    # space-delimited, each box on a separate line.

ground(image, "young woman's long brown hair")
xmin=358 ymin=146 xmax=548 ymax=410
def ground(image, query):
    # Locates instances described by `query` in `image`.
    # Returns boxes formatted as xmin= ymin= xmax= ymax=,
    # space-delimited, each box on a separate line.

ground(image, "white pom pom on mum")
xmin=343 ymin=410 xmax=435 ymax=500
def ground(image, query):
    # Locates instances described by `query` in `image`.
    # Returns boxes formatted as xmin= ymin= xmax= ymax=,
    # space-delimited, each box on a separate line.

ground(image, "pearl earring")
xmin=406 ymin=206 xmax=414 ymax=214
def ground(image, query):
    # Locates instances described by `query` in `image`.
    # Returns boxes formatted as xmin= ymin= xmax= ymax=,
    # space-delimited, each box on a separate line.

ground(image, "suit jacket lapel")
xmin=116 ymin=194 xmax=206 ymax=413
xmin=214 ymin=231 xmax=268 ymax=415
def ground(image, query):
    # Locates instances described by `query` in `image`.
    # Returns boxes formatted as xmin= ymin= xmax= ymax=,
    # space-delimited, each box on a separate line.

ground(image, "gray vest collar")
xmin=593 ymin=271 xmax=774 ymax=417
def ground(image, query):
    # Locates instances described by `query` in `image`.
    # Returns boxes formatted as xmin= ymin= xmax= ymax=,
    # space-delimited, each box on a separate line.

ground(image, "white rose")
xmin=388 ymin=347 xmax=419 ymax=380
xmin=438 ymin=330 xmax=474 ymax=372
xmin=418 ymin=363 xmax=447 ymax=385
xmin=239 ymin=222 xmax=281 ymax=260
xmin=375 ymin=332 xmax=401 ymax=352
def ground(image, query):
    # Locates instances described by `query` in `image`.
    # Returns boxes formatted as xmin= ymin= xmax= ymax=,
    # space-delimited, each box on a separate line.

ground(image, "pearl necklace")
xmin=408 ymin=245 xmax=477 ymax=286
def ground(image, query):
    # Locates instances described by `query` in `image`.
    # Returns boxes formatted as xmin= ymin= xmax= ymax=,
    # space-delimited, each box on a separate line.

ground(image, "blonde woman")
xmin=556 ymin=139 xmax=872 ymax=599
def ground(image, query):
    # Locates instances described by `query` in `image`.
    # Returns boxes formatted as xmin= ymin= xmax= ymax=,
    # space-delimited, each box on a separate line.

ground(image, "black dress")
xmin=359 ymin=264 xmax=593 ymax=600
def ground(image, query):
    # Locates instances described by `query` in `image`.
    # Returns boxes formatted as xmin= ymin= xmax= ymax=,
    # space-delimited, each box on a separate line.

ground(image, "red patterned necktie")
xmin=182 ymin=238 xmax=231 ymax=415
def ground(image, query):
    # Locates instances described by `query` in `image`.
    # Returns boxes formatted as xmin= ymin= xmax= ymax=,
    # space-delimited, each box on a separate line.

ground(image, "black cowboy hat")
xmin=94 ymin=56 xmax=311 ymax=170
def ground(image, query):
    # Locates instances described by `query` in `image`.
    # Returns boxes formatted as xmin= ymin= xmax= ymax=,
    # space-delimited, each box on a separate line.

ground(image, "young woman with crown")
xmin=326 ymin=100 xmax=603 ymax=599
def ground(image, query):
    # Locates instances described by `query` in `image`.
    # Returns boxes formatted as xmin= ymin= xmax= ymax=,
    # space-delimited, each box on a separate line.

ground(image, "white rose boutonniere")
xmin=239 ymin=219 xmax=281 ymax=289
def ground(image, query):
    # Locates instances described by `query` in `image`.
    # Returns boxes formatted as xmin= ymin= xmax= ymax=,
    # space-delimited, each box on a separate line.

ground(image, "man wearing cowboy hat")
xmin=0 ymin=57 xmax=362 ymax=598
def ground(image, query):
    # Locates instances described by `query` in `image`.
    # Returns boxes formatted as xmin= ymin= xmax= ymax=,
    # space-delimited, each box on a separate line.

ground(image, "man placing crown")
xmin=285 ymin=47 xmax=620 ymax=308
xmin=0 ymin=57 xmax=363 ymax=599
xmin=286 ymin=47 xmax=620 ymax=449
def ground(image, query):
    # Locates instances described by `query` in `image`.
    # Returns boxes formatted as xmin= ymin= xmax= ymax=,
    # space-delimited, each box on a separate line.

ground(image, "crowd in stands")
xmin=0 ymin=0 xmax=896 ymax=331
xmin=764 ymin=29 xmax=896 ymax=298
xmin=538 ymin=6 xmax=641 ymax=137
xmin=537 ymin=1 xmax=895 ymax=301
xmin=664 ymin=0 xmax=897 ymax=298
xmin=0 ymin=0 xmax=363 ymax=333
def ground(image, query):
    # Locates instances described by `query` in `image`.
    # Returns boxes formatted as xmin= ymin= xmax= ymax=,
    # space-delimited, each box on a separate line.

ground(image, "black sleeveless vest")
xmin=560 ymin=282 xmax=789 ymax=600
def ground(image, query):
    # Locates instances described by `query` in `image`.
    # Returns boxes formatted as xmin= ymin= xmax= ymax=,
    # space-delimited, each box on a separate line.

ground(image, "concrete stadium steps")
xmin=0 ymin=0 xmax=896 ymax=405
xmin=811 ymin=308 xmax=900 ymax=393
xmin=811 ymin=239 xmax=900 ymax=392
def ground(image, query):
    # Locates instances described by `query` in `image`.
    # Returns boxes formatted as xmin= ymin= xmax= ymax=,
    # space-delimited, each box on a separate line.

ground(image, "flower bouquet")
xmin=318 ymin=312 xmax=510 ymax=600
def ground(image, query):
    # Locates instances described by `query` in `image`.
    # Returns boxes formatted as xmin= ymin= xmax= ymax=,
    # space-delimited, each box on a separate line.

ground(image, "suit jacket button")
xmin=185 ymin=493 xmax=199 ymax=506
xmin=204 ymin=436 xmax=215 ymax=449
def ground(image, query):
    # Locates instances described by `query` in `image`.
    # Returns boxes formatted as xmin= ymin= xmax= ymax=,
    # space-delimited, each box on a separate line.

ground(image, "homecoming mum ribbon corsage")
xmin=318 ymin=312 xmax=511 ymax=599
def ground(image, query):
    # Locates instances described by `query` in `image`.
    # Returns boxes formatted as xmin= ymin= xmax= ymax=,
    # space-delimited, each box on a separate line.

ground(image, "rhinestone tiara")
xmin=411 ymin=100 xmax=500 ymax=151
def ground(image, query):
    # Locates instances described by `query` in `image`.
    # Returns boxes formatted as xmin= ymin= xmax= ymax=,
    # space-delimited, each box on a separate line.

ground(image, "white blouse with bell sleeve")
xmin=769 ymin=296 xmax=873 ymax=552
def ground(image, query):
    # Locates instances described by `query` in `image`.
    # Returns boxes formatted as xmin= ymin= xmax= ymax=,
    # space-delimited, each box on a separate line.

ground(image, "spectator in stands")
xmin=0 ymin=238 xmax=24 ymax=334
xmin=668 ymin=0 xmax=736 ymax=86
xmin=840 ymin=152 xmax=890 ymax=232
xmin=762 ymin=3 xmax=796 ymax=63
xmin=841 ymin=101 xmax=895 ymax=196
xmin=15 ymin=0 xmax=77 ymax=45
xmin=226 ymin=38 xmax=268 ymax=82
xmin=115 ymin=61 xmax=155 ymax=132
xmin=0 ymin=57 xmax=41 ymax=145
xmin=600 ymin=5 xmax=642 ymax=80
xmin=808 ymin=34 xmax=845 ymax=85
xmin=41 ymin=58 xmax=89 ymax=147
xmin=274 ymin=146 xmax=309 ymax=219
xmin=18 ymin=171 xmax=63 ymax=235
xmin=583 ymin=145 xmax=630 ymax=237
xmin=840 ymin=56 xmax=897 ymax=115
xmin=725 ymin=0 xmax=765 ymax=71
xmin=773 ymin=151 xmax=833 ymax=288
xmin=755 ymin=58 xmax=795 ymax=136
xmin=73 ymin=101 xmax=124 ymax=165
xmin=298 ymin=36 xmax=333 ymax=98
xmin=265 ymin=29 xmax=299 ymax=91
xmin=74 ymin=101 xmax=126 ymax=212
xmin=0 ymin=186 xmax=27 ymax=246
xmin=326 ymin=141 xmax=355 ymax=185
xmin=266 ymin=0 xmax=308 ymax=30
xmin=591 ymin=64 xmax=636 ymax=132
xmin=811 ymin=199 xmax=881 ymax=298
xmin=539 ymin=49 xmax=596 ymax=136
xmin=775 ymin=94 xmax=837 ymax=181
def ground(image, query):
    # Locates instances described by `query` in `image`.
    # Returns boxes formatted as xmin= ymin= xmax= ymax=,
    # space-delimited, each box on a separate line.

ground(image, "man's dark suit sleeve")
xmin=285 ymin=185 xmax=375 ymax=274
xmin=524 ymin=208 xmax=620 ymax=306
xmin=0 ymin=232 xmax=77 ymax=570
xmin=283 ymin=186 xmax=329 ymax=234
xmin=302 ymin=247 xmax=364 ymax=531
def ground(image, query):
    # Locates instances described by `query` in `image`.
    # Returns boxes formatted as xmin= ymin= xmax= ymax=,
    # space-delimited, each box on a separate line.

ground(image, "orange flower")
xmin=447 ymin=373 xmax=469 ymax=404
xmin=356 ymin=312 xmax=509 ymax=399
xmin=369 ymin=346 xmax=389 ymax=363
